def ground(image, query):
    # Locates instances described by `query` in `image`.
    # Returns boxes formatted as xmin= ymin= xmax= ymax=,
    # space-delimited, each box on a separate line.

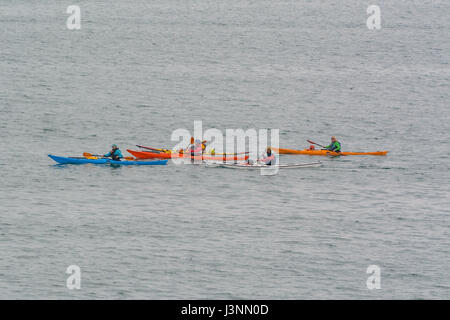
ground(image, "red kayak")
xmin=127 ymin=149 xmax=249 ymax=161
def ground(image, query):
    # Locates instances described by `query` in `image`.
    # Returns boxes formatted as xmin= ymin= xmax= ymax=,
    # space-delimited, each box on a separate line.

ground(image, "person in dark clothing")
xmin=104 ymin=144 xmax=124 ymax=161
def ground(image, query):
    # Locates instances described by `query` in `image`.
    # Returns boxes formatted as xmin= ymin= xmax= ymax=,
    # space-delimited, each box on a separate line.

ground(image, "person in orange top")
xmin=184 ymin=137 xmax=195 ymax=153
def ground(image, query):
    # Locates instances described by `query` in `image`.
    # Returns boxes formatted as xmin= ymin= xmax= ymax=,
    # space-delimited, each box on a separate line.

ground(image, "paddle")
xmin=307 ymin=139 xmax=327 ymax=148
xmin=306 ymin=140 xmax=346 ymax=156
xmin=83 ymin=152 xmax=134 ymax=161
xmin=136 ymin=145 xmax=171 ymax=153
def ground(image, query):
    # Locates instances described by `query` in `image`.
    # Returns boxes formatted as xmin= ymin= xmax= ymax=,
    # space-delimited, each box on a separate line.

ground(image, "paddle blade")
xmin=307 ymin=140 xmax=326 ymax=148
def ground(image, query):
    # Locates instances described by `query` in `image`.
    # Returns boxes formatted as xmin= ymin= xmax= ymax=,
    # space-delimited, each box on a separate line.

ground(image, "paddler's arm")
xmin=258 ymin=155 xmax=274 ymax=164
xmin=257 ymin=156 xmax=266 ymax=164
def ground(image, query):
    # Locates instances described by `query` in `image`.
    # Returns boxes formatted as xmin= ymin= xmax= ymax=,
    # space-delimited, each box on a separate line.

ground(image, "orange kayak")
xmin=127 ymin=149 xmax=249 ymax=161
xmin=273 ymin=148 xmax=388 ymax=156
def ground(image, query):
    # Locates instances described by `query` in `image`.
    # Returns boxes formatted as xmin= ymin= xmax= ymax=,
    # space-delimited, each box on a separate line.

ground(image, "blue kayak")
xmin=48 ymin=155 xmax=168 ymax=166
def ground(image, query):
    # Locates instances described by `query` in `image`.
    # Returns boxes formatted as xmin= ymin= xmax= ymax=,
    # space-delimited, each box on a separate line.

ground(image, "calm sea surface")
xmin=0 ymin=0 xmax=449 ymax=299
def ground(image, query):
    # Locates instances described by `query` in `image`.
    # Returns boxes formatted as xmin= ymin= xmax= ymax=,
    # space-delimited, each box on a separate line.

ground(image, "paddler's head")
xmin=331 ymin=136 xmax=337 ymax=142
xmin=190 ymin=137 xmax=195 ymax=144
xmin=309 ymin=145 xmax=315 ymax=150
xmin=266 ymin=146 xmax=272 ymax=155
xmin=111 ymin=144 xmax=118 ymax=150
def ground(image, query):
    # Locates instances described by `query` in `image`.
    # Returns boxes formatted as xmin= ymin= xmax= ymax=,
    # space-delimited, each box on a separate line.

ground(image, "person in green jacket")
xmin=323 ymin=136 xmax=342 ymax=152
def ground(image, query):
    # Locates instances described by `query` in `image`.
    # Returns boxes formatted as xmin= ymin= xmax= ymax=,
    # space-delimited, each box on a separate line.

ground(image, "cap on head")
xmin=112 ymin=144 xmax=118 ymax=149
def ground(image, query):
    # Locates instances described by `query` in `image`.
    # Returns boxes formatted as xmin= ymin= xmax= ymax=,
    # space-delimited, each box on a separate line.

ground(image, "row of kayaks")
xmin=48 ymin=145 xmax=388 ymax=168
xmin=48 ymin=154 xmax=322 ymax=169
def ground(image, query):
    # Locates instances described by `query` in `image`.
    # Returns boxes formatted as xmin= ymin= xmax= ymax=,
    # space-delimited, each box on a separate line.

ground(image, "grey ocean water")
xmin=0 ymin=0 xmax=449 ymax=299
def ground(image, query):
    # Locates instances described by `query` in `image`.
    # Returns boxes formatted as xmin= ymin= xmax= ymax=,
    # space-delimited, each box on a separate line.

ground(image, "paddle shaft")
xmin=83 ymin=152 xmax=134 ymax=161
xmin=136 ymin=145 xmax=168 ymax=153
xmin=307 ymin=140 xmax=346 ymax=156
xmin=307 ymin=140 xmax=327 ymax=148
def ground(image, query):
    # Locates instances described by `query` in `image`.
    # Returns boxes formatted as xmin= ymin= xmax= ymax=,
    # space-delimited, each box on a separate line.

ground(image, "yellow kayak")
xmin=273 ymin=148 xmax=388 ymax=156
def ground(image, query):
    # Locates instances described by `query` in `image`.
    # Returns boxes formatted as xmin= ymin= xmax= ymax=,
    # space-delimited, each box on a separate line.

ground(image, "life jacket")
xmin=111 ymin=149 xmax=121 ymax=161
xmin=330 ymin=141 xmax=341 ymax=152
